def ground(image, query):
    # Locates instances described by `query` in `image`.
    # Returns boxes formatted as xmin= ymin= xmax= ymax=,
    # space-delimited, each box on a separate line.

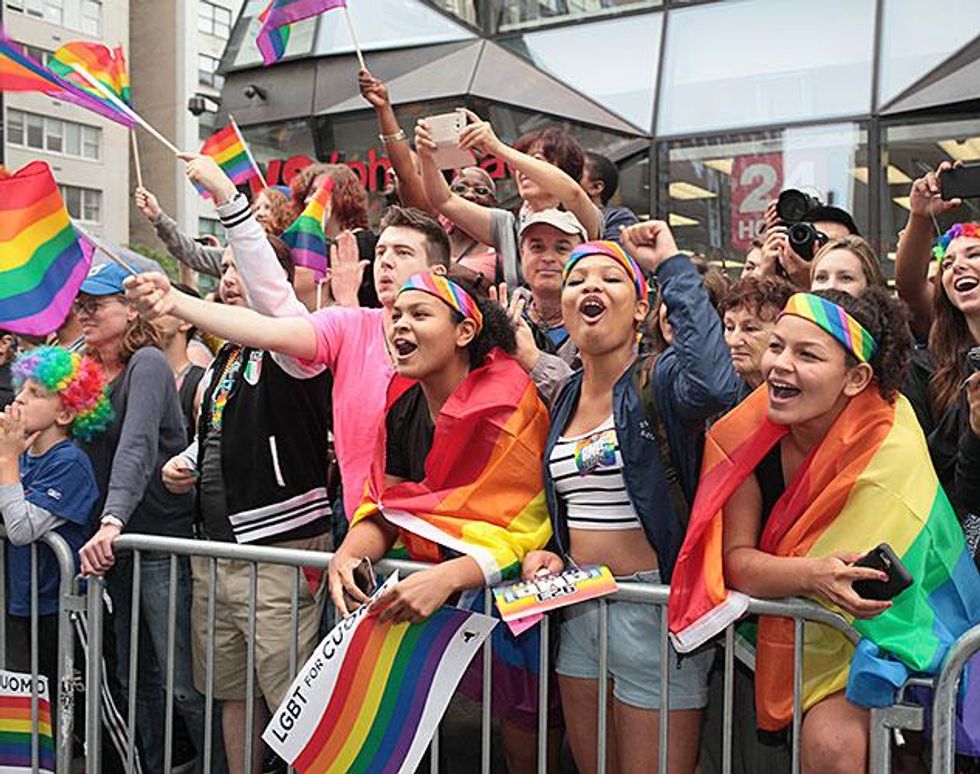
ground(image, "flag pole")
xmin=130 ymin=131 xmax=144 ymax=189
xmin=69 ymin=64 xmax=181 ymax=155
xmin=341 ymin=6 xmax=367 ymax=70
xmin=230 ymin=114 xmax=266 ymax=191
xmin=75 ymin=224 xmax=139 ymax=276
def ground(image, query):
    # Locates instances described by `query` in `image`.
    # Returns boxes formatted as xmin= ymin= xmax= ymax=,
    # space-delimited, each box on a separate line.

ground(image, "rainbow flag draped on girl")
xmin=353 ymin=349 xmax=552 ymax=585
xmin=667 ymin=386 xmax=980 ymax=731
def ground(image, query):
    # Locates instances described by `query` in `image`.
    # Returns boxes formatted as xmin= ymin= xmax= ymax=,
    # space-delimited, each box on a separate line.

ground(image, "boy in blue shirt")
xmin=0 ymin=346 xmax=111 ymax=693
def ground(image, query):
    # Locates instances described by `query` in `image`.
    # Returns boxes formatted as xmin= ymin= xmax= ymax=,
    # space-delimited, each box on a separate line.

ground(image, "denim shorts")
xmin=555 ymin=570 xmax=713 ymax=711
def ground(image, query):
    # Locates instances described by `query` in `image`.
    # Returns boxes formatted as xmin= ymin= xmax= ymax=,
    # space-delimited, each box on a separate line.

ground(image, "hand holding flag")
xmin=179 ymin=152 xmax=240 ymax=204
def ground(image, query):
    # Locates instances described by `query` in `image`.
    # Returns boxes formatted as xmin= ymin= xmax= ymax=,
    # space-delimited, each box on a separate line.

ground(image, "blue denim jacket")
xmin=543 ymin=254 xmax=739 ymax=583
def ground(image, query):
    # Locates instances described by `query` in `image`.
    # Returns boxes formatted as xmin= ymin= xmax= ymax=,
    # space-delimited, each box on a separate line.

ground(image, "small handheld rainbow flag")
xmin=0 ymin=31 xmax=135 ymax=126
xmin=196 ymin=118 xmax=264 ymax=198
xmin=0 ymin=161 xmax=96 ymax=336
xmin=281 ymin=179 xmax=331 ymax=280
xmin=263 ymin=572 xmax=496 ymax=773
xmin=256 ymin=0 xmax=347 ymax=66
xmin=0 ymin=670 xmax=55 ymax=773
xmin=48 ymin=41 xmax=131 ymax=105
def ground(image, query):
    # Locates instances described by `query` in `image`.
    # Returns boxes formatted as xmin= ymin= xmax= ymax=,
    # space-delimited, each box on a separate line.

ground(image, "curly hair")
xmin=810 ymin=235 xmax=886 ymax=290
xmin=513 ymin=127 xmax=585 ymax=182
xmin=12 ymin=346 xmax=113 ymax=440
xmin=290 ymin=163 xmax=369 ymax=231
xmin=120 ymin=312 xmax=162 ymax=363
xmin=462 ymin=296 xmax=517 ymax=369
xmin=253 ymin=187 xmax=299 ymax=236
xmin=719 ymin=275 xmax=795 ymax=320
xmin=929 ymin=222 xmax=979 ymax=417
xmin=810 ymin=287 xmax=912 ymax=402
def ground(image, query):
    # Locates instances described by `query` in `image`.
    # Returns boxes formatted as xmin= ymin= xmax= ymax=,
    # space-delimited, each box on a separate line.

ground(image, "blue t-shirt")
xmin=6 ymin=440 xmax=98 ymax=616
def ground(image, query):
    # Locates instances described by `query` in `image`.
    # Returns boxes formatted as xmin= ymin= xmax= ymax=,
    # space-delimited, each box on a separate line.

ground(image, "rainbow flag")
xmin=48 ymin=41 xmax=131 ymax=105
xmin=0 ymin=671 xmax=55 ymax=772
xmin=667 ymin=386 xmax=980 ymax=731
xmin=0 ymin=162 xmax=96 ymax=336
xmin=0 ymin=32 xmax=135 ymax=126
xmin=264 ymin=573 xmax=496 ymax=773
xmin=353 ymin=349 xmax=553 ymax=585
xmin=196 ymin=119 xmax=263 ymax=197
xmin=281 ymin=179 xmax=331 ymax=280
xmin=256 ymin=0 xmax=347 ymax=66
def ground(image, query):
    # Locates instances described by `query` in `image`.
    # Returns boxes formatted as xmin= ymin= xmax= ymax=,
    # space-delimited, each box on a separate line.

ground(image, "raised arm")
xmin=135 ymin=186 xmax=224 ymax=277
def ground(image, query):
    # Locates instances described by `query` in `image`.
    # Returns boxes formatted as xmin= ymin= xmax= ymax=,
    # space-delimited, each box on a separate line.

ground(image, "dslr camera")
xmin=776 ymin=189 xmax=827 ymax=261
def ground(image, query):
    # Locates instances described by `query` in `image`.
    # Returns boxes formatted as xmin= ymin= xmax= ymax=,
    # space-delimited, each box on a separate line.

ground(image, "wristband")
xmin=100 ymin=514 xmax=124 ymax=529
xmin=379 ymin=129 xmax=406 ymax=144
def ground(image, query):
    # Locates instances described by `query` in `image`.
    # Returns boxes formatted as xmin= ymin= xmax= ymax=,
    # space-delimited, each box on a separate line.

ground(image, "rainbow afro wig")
xmin=932 ymin=222 xmax=980 ymax=262
xmin=12 ymin=346 xmax=113 ymax=441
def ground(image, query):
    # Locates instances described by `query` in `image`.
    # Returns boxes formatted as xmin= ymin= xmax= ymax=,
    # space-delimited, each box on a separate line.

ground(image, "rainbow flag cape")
xmin=48 ymin=41 xmax=131 ymax=105
xmin=353 ymin=349 xmax=553 ymax=585
xmin=263 ymin=572 xmax=496 ymax=773
xmin=667 ymin=386 xmax=980 ymax=731
xmin=0 ymin=161 xmax=96 ymax=336
xmin=196 ymin=119 xmax=263 ymax=197
xmin=281 ymin=179 xmax=331 ymax=280
xmin=0 ymin=670 xmax=55 ymax=772
xmin=256 ymin=0 xmax=347 ymax=66
xmin=0 ymin=32 xmax=135 ymax=126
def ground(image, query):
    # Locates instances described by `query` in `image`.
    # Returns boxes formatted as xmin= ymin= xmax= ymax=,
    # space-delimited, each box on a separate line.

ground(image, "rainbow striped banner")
xmin=0 ymin=670 xmax=55 ymax=773
xmin=494 ymin=564 xmax=617 ymax=623
xmin=263 ymin=572 xmax=496 ymax=773
xmin=0 ymin=31 xmax=135 ymax=126
xmin=196 ymin=118 xmax=264 ymax=197
xmin=256 ymin=0 xmax=346 ymax=66
xmin=48 ymin=41 xmax=131 ymax=105
xmin=0 ymin=161 xmax=96 ymax=336
xmin=282 ymin=179 xmax=331 ymax=280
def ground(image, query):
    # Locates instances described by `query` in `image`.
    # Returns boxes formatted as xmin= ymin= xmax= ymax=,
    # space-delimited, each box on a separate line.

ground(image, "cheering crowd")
xmin=2 ymin=66 xmax=980 ymax=774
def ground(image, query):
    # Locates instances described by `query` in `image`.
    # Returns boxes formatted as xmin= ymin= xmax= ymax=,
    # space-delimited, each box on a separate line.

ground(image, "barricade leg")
xmin=85 ymin=576 xmax=104 ymax=771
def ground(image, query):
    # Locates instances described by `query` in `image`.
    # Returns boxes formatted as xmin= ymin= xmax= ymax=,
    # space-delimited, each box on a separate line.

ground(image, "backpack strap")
xmin=632 ymin=356 xmax=691 ymax=527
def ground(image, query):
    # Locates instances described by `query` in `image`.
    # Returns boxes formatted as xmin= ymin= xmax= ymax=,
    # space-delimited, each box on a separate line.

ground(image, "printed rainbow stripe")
xmin=353 ymin=349 xmax=552 ymax=585
xmin=256 ymin=0 xmax=347 ymax=66
xmin=0 ymin=693 xmax=55 ymax=772
xmin=563 ymin=240 xmax=649 ymax=302
xmin=494 ymin=564 xmax=617 ymax=621
xmin=196 ymin=119 xmax=263 ymax=196
xmin=399 ymin=272 xmax=484 ymax=333
xmin=292 ymin=607 xmax=474 ymax=772
xmin=781 ymin=292 xmax=878 ymax=362
xmin=282 ymin=179 xmax=331 ymax=279
xmin=0 ymin=161 xmax=96 ymax=336
xmin=667 ymin=386 xmax=980 ymax=731
xmin=48 ymin=41 xmax=130 ymax=105
xmin=0 ymin=32 xmax=135 ymax=126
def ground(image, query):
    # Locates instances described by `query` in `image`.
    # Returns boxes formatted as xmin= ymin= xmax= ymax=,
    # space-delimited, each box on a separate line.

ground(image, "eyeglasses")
xmin=450 ymin=181 xmax=494 ymax=198
xmin=73 ymin=295 xmax=122 ymax=316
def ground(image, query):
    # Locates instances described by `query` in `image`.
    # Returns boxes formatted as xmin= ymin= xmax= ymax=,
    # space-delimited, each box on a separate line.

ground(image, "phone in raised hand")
xmin=424 ymin=111 xmax=476 ymax=171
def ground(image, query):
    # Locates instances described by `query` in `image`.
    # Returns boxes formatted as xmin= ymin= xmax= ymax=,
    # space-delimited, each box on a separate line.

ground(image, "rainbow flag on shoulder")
xmin=264 ymin=572 xmax=496 ymax=773
xmin=667 ymin=386 xmax=980 ymax=731
xmin=281 ymin=179 xmax=331 ymax=280
xmin=0 ymin=670 xmax=55 ymax=773
xmin=256 ymin=0 xmax=347 ymax=66
xmin=196 ymin=118 xmax=264 ymax=197
xmin=0 ymin=161 xmax=96 ymax=336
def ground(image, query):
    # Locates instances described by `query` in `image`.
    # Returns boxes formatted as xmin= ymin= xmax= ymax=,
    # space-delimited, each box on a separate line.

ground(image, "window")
xmin=7 ymin=109 xmax=101 ymax=160
xmin=199 ymin=1 xmax=232 ymax=38
xmin=15 ymin=0 xmax=102 ymax=33
xmin=59 ymin=185 xmax=101 ymax=224
xmin=198 ymin=54 xmax=224 ymax=89
xmin=24 ymin=45 xmax=51 ymax=65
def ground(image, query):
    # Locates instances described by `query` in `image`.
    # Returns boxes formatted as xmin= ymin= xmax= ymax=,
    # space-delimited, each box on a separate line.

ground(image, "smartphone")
xmin=349 ymin=557 xmax=376 ymax=598
xmin=852 ymin=543 xmax=913 ymax=601
xmin=425 ymin=111 xmax=475 ymax=171
xmin=940 ymin=163 xmax=980 ymax=200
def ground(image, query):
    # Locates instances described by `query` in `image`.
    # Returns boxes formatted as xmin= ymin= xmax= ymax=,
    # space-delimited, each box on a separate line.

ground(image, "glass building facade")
xmin=217 ymin=0 xmax=980 ymax=274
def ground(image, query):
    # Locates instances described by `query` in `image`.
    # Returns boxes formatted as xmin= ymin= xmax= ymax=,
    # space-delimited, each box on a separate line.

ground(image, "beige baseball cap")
xmin=519 ymin=208 xmax=588 ymax=242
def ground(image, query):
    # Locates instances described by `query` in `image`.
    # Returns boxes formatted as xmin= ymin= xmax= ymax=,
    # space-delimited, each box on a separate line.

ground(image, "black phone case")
xmin=941 ymin=164 xmax=980 ymax=200
xmin=852 ymin=543 xmax=913 ymax=601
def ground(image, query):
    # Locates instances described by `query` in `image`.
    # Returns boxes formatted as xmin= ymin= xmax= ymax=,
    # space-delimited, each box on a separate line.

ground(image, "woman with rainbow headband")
xmin=668 ymin=287 xmax=980 ymax=773
xmin=0 ymin=346 xmax=110 ymax=726
xmin=327 ymin=272 xmax=555 ymax=771
xmin=522 ymin=223 xmax=738 ymax=774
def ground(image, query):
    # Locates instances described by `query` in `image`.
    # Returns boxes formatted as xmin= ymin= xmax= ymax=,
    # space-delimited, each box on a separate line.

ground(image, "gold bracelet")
xmin=379 ymin=128 xmax=406 ymax=144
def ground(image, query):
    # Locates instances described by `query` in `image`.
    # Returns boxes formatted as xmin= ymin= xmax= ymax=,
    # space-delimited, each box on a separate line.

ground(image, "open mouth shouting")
xmin=767 ymin=378 xmax=801 ymax=404
xmin=392 ymin=337 xmax=418 ymax=360
xmin=954 ymin=274 xmax=980 ymax=296
xmin=579 ymin=294 xmax=607 ymax=324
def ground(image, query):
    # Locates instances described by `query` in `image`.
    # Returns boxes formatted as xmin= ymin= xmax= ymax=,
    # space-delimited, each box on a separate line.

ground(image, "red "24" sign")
xmin=730 ymin=154 xmax=783 ymax=250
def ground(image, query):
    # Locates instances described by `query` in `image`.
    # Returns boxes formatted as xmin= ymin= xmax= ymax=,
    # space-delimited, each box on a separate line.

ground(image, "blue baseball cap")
xmin=80 ymin=262 xmax=130 ymax=296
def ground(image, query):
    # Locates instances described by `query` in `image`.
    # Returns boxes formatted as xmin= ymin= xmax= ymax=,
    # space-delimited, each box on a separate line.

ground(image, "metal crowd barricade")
xmin=931 ymin=621 xmax=980 ymax=772
xmin=0 ymin=526 xmax=81 ymax=774
xmin=83 ymin=533 xmax=924 ymax=774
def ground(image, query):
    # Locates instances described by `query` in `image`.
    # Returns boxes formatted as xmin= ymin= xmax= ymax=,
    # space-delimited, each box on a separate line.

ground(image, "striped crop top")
xmin=549 ymin=416 xmax=643 ymax=531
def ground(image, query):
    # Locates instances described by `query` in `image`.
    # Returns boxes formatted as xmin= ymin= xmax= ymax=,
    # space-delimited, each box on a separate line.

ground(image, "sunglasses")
xmin=450 ymin=181 xmax=494 ymax=198
xmin=73 ymin=295 xmax=124 ymax=316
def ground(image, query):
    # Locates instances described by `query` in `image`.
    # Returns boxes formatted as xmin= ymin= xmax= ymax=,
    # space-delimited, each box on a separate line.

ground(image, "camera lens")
xmin=788 ymin=222 xmax=818 ymax=261
xmin=777 ymin=189 xmax=814 ymax=223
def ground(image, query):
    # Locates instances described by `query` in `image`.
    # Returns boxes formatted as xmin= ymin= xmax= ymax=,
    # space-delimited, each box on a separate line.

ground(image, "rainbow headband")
xmin=12 ymin=346 xmax=113 ymax=441
xmin=780 ymin=293 xmax=878 ymax=363
xmin=398 ymin=273 xmax=484 ymax=334
xmin=561 ymin=240 xmax=649 ymax=302
xmin=932 ymin=222 xmax=980 ymax=263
